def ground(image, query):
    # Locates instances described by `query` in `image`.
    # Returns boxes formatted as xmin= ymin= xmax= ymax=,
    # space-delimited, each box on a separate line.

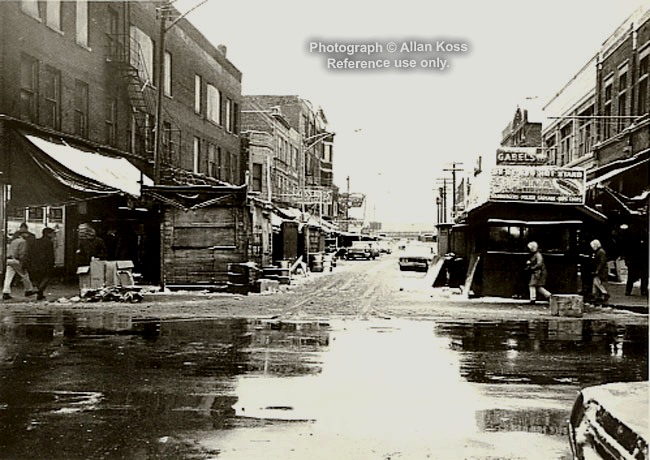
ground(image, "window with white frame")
xmin=164 ymin=51 xmax=172 ymax=97
xmin=193 ymin=137 xmax=201 ymax=174
xmin=194 ymin=74 xmax=202 ymax=114
xmin=46 ymin=0 xmax=62 ymax=30
xmin=207 ymin=84 xmax=221 ymax=124
xmin=129 ymin=25 xmax=154 ymax=83
xmin=603 ymin=76 xmax=613 ymax=139
xmin=225 ymin=97 xmax=232 ymax=132
xmin=76 ymin=0 xmax=88 ymax=47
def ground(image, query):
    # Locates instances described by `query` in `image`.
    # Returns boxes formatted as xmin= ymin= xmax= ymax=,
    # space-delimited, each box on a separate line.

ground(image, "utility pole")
xmin=434 ymin=178 xmax=448 ymax=223
xmin=153 ymin=2 xmax=171 ymax=185
xmin=443 ymin=162 xmax=463 ymax=219
xmin=345 ymin=175 xmax=350 ymax=232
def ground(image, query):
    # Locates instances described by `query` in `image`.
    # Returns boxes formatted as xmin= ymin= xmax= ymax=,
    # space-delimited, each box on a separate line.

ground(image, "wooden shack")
xmin=144 ymin=184 xmax=249 ymax=288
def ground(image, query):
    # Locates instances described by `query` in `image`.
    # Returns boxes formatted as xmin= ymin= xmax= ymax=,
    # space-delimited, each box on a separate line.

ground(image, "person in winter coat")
xmin=525 ymin=241 xmax=552 ymax=304
xmin=590 ymin=239 xmax=610 ymax=304
xmin=2 ymin=229 xmax=37 ymax=300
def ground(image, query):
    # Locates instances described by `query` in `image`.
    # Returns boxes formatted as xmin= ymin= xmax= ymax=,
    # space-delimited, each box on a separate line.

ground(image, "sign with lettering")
xmin=496 ymin=147 xmax=549 ymax=166
xmin=489 ymin=167 xmax=585 ymax=204
xmin=300 ymin=187 xmax=333 ymax=205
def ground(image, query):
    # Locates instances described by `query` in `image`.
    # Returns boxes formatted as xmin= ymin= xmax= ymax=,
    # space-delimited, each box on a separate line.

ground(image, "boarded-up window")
xmin=171 ymin=208 xmax=236 ymax=248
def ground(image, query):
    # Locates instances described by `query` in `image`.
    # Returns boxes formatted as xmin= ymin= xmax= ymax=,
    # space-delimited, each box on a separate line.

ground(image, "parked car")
xmin=568 ymin=381 xmax=648 ymax=460
xmin=376 ymin=239 xmax=393 ymax=254
xmin=398 ymin=247 xmax=433 ymax=271
xmin=345 ymin=241 xmax=378 ymax=260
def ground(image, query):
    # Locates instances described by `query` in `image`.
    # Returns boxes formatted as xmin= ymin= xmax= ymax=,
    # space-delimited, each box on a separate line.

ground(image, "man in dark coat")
xmin=30 ymin=227 xmax=56 ymax=301
xmin=75 ymin=223 xmax=107 ymax=267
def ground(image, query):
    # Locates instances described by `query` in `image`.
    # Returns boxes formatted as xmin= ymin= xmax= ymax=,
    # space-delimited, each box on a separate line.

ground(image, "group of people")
xmin=2 ymin=223 xmax=55 ymax=301
xmin=524 ymin=238 xmax=646 ymax=304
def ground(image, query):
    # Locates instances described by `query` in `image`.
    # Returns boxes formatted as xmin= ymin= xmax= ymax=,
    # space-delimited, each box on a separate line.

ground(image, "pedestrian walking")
xmin=525 ymin=241 xmax=552 ymax=304
xmin=30 ymin=227 xmax=56 ymax=301
xmin=75 ymin=223 xmax=107 ymax=267
xmin=2 ymin=228 xmax=37 ymax=300
xmin=590 ymin=239 xmax=610 ymax=304
xmin=624 ymin=234 xmax=649 ymax=297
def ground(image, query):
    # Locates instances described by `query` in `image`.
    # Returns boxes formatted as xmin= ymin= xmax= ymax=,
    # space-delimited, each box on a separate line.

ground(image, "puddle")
xmin=0 ymin=312 xmax=645 ymax=459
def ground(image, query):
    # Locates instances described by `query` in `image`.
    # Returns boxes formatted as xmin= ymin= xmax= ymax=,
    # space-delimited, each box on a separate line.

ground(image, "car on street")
xmin=398 ymin=246 xmax=434 ymax=271
xmin=568 ymin=381 xmax=648 ymax=460
xmin=345 ymin=241 xmax=378 ymax=260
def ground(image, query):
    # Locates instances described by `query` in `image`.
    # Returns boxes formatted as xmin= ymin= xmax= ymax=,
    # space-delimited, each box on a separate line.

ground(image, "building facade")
xmin=0 ymin=0 xmax=245 ymax=284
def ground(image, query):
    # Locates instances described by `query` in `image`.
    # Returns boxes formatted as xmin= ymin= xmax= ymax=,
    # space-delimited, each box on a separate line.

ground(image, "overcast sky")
xmin=176 ymin=0 xmax=648 ymax=227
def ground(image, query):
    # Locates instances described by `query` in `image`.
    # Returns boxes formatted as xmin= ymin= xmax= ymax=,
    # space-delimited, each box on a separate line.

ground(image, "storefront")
xmin=441 ymin=165 xmax=607 ymax=298
xmin=0 ymin=121 xmax=157 ymax=281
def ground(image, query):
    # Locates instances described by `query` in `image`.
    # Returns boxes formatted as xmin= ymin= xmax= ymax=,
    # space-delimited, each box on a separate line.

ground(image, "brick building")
xmin=243 ymin=95 xmax=337 ymax=220
xmin=0 ymin=0 xmax=245 ymax=284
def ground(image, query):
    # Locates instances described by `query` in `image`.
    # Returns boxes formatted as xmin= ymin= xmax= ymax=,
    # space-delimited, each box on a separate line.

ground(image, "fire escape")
xmin=106 ymin=32 xmax=180 ymax=176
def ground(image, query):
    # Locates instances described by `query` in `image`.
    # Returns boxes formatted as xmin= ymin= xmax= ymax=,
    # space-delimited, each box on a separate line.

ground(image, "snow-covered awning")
xmin=23 ymin=132 xmax=152 ymax=197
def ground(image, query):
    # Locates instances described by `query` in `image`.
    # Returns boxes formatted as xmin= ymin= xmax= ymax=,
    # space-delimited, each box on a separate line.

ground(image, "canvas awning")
xmin=9 ymin=129 xmax=152 ymax=206
xmin=586 ymin=150 xmax=650 ymax=187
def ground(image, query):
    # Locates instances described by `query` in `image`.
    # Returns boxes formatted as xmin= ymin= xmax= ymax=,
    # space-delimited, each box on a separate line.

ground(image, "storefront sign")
xmin=300 ymin=187 xmax=333 ymax=205
xmin=489 ymin=166 xmax=585 ymax=204
xmin=496 ymin=147 xmax=549 ymax=166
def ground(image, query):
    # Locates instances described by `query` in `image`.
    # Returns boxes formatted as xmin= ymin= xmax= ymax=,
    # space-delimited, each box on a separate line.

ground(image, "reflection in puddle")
xmin=0 ymin=311 xmax=645 ymax=459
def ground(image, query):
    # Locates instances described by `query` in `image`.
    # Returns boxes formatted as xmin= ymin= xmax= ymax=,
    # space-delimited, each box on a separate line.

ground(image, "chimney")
xmin=217 ymin=44 xmax=227 ymax=57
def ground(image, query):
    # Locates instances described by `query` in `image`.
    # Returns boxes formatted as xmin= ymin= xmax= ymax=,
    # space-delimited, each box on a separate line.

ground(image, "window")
xmin=107 ymin=8 xmax=119 ymax=60
xmin=233 ymin=102 xmax=239 ymax=133
xmin=252 ymin=163 xmax=262 ymax=192
xmin=603 ymin=77 xmax=613 ymax=139
xmin=164 ymin=51 xmax=172 ymax=97
xmin=28 ymin=207 xmax=44 ymax=223
xmin=20 ymin=54 xmax=38 ymax=123
xmin=207 ymin=84 xmax=220 ymax=124
xmin=194 ymin=75 xmax=202 ymax=114
xmin=129 ymin=25 xmax=154 ymax=83
xmin=488 ymin=225 xmax=526 ymax=252
xmin=162 ymin=121 xmax=173 ymax=164
xmin=217 ymin=147 xmax=223 ymax=180
xmin=224 ymin=150 xmax=231 ymax=182
xmin=225 ymin=98 xmax=233 ymax=132
xmin=193 ymin=137 xmax=200 ymax=174
xmin=42 ymin=66 xmax=61 ymax=129
xmin=208 ymin=143 xmax=217 ymax=177
xmin=230 ymin=152 xmax=238 ymax=183
xmin=105 ymin=97 xmax=117 ymax=146
xmin=617 ymin=65 xmax=628 ymax=132
xmin=76 ymin=0 xmax=88 ymax=47
xmin=21 ymin=0 xmax=40 ymax=19
xmin=638 ymin=50 xmax=648 ymax=115
xmin=46 ymin=0 xmax=61 ymax=30
xmin=74 ymin=80 xmax=89 ymax=137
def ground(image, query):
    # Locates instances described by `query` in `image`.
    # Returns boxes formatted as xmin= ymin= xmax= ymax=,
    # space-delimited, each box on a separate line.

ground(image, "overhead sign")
xmin=496 ymin=147 xmax=549 ymax=166
xmin=339 ymin=192 xmax=365 ymax=208
xmin=489 ymin=166 xmax=585 ymax=204
xmin=300 ymin=187 xmax=333 ymax=205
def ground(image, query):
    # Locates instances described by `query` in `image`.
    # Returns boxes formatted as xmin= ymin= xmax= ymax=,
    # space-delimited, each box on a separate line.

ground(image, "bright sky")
xmin=177 ymin=0 xmax=648 ymax=226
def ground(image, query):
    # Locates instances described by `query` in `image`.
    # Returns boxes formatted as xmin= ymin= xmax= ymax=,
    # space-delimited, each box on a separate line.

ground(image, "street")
xmin=0 ymin=252 xmax=647 ymax=459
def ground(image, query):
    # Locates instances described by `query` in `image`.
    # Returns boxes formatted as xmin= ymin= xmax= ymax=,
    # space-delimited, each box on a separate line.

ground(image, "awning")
xmin=23 ymin=132 xmax=152 ymax=197
xmin=586 ymin=150 xmax=650 ymax=187
xmin=9 ymin=129 xmax=152 ymax=207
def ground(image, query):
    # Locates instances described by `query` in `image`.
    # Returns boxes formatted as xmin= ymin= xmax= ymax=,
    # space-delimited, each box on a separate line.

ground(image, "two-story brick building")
xmin=0 ymin=0 xmax=247 ymax=286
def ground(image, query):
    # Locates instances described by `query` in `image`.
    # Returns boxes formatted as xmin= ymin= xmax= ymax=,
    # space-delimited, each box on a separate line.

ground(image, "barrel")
xmin=309 ymin=253 xmax=324 ymax=273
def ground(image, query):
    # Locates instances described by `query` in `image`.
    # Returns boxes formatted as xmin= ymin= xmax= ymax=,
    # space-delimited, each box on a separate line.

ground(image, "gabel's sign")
xmin=489 ymin=166 xmax=586 ymax=204
xmin=496 ymin=147 xmax=549 ymax=166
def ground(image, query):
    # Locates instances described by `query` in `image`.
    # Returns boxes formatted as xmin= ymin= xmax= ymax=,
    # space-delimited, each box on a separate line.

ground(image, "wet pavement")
xmin=0 ymin=310 xmax=646 ymax=459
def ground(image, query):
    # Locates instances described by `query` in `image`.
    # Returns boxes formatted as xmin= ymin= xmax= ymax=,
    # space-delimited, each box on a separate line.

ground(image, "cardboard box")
xmin=550 ymin=294 xmax=584 ymax=317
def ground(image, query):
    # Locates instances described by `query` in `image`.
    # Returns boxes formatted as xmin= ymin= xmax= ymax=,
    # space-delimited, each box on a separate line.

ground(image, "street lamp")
xmin=300 ymin=131 xmax=335 ymax=215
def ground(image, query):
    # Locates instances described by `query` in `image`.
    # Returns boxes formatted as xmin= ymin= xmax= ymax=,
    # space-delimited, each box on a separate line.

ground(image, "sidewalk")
xmin=603 ymin=281 xmax=649 ymax=314
xmin=2 ymin=273 xmax=648 ymax=315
